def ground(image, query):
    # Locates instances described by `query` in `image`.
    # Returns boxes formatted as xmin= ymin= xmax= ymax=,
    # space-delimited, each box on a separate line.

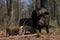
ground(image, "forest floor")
xmin=0 ymin=27 xmax=60 ymax=40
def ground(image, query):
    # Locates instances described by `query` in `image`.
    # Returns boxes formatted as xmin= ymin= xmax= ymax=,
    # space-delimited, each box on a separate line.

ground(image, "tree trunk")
xmin=35 ymin=0 xmax=38 ymax=9
xmin=40 ymin=0 xmax=48 ymax=9
xmin=6 ymin=0 xmax=13 ymax=27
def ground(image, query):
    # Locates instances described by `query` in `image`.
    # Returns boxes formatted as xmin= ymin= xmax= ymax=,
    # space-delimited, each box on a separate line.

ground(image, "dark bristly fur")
xmin=32 ymin=8 xmax=49 ymax=33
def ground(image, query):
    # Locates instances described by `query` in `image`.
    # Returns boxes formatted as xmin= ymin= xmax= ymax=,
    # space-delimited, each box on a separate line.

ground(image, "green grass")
xmin=36 ymin=29 xmax=41 ymax=37
xmin=49 ymin=19 xmax=58 ymax=27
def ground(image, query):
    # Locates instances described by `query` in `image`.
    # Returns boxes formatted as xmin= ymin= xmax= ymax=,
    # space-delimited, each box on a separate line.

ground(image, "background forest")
xmin=0 ymin=0 xmax=60 ymax=40
xmin=0 ymin=0 xmax=60 ymax=30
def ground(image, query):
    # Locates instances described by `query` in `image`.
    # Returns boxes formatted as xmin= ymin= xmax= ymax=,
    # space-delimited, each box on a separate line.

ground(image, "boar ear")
xmin=44 ymin=12 xmax=49 ymax=15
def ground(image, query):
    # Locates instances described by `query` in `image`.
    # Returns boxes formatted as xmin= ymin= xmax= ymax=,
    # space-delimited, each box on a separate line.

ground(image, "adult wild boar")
xmin=32 ymin=8 xmax=49 ymax=33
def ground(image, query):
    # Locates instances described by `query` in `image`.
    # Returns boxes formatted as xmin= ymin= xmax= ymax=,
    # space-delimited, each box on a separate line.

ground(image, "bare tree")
xmin=6 ymin=0 xmax=13 ymax=27
xmin=41 ymin=0 xmax=48 ymax=9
